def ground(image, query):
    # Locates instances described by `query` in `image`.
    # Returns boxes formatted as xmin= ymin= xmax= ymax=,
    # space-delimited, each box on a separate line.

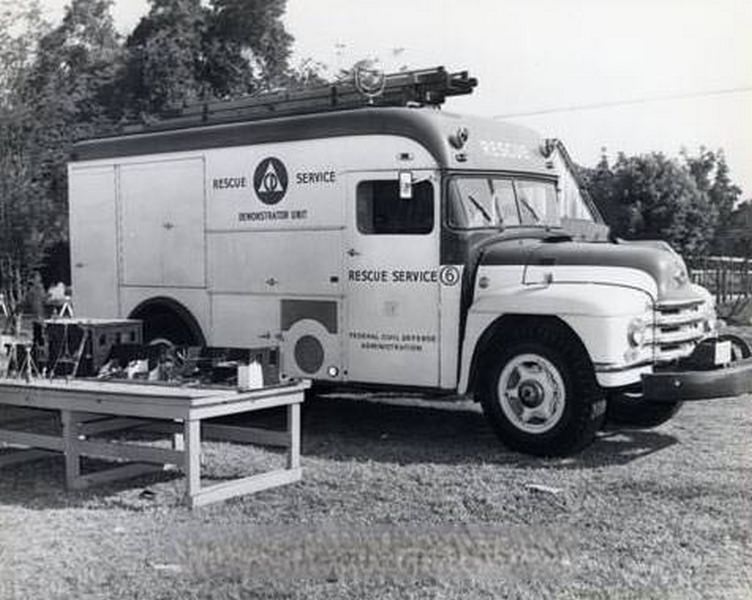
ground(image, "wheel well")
xmin=466 ymin=314 xmax=592 ymax=397
xmin=128 ymin=297 xmax=206 ymax=346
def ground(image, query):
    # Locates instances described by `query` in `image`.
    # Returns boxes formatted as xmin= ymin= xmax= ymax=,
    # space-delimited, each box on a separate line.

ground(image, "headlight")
xmin=672 ymin=265 xmax=689 ymax=288
xmin=628 ymin=317 xmax=648 ymax=347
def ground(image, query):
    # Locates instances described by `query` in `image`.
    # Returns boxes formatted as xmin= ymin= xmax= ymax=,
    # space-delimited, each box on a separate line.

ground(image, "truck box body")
xmin=70 ymin=108 xmax=553 ymax=388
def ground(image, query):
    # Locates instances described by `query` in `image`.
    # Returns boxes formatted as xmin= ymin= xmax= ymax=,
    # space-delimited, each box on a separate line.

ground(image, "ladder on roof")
xmin=125 ymin=66 xmax=477 ymax=133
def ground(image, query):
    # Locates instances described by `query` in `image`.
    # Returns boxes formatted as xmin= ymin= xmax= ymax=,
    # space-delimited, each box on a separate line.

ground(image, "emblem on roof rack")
xmin=353 ymin=61 xmax=386 ymax=100
xmin=254 ymin=157 xmax=288 ymax=205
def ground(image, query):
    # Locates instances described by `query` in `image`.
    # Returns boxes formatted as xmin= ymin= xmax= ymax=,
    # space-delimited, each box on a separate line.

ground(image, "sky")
xmin=40 ymin=0 xmax=752 ymax=199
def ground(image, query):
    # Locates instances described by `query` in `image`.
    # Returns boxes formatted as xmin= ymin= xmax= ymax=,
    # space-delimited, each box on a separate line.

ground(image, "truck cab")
xmin=69 ymin=67 xmax=752 ymax=456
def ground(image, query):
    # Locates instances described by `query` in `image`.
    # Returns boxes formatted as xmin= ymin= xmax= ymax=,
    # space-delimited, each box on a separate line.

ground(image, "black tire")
xmin=606 ymin=391 xmax=682 ymax=428
xmin=478 ymin=324 xmax=606 ymax=457
xmin=142 ymin=311 xmax=198 ymax=347
xmin=720 ymin=334 xmax=751 ymax=361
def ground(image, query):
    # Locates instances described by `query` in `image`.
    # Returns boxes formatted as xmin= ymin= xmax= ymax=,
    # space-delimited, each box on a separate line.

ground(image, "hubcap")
xmin=497 ymin=353 xmax=566 ymax=434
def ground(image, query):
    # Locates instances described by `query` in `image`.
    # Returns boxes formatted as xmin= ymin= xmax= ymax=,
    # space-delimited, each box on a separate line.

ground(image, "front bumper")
xmin=642 ymin=355 xmax=752 ymax=402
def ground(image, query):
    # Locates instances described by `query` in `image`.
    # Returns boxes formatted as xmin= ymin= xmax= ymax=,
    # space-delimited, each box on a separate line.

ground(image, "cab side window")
xmin=357 ymin=180 xmax=434 ymax=234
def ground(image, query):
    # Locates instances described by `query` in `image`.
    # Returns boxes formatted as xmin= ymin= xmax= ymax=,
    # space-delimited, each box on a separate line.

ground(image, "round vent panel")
xmin=294 ymin=335 xmax=324 ymax=374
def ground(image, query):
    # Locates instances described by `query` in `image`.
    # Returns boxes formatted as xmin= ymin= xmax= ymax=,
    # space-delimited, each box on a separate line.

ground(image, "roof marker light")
xmin=448 ymin=126 xmax=469 ymax=149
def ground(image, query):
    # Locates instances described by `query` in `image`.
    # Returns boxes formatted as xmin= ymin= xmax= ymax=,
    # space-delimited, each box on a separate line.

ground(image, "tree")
xmin=719 ymin=201 xmax=752 ymax=258
xmin=206 ymin=0 xmax=293 ymax=91
xmin=123 ymin=0 xmax=295 ymax=117
xmin=682 ymin=148 xmax=742 ymax=254
xmin=581 ymin=151 xmax=718 ymax=256
xmin=0 ymin=0 xmax=52 ymax=318
xmin=27 ymin=0 xmax=124 ymax=238
xmin=0 ymin=0 xmax=123 ymax=321
xmin=123 ymin=0 xmax=207 ymax=115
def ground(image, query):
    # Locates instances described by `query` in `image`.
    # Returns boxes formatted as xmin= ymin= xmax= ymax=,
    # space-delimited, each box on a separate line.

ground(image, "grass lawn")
xmin=1 ymin=331 xmax=751 ymax=599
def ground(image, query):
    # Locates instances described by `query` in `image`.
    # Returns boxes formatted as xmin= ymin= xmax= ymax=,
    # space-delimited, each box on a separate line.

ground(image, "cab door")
xmin=344 ymin=171 xmax=440 ymax=386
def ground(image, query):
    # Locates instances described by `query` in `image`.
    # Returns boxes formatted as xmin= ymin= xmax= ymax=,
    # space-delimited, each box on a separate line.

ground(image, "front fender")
xmin=458 ymin=282 xmax=653 ymax=393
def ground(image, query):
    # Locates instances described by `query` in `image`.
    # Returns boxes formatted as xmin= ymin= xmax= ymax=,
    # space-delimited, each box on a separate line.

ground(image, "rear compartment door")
xmin=120 ymin=157 xmax=206 ymax=288
xmin=345 ymin=171 xmax=440 ymax=386
xmin=69 ymin=165 xmax=119 ymax=317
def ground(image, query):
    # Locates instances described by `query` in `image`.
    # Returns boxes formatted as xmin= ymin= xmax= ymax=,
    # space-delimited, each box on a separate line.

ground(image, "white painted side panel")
xmin=439 ymin=265 xmax=463 ymax=388
xmin=524 ymin=265 xmax=658 ymax=300
xmin=344 ymin=171 xmax=441 ymax=387
xmin=204 ymin=137 xmax=433 ymax=233
xmin=68 ymin=165 xmax=119 ymax=318
xmin=120 ymin=158 xmax=206 ymax=288
xmin=458 ymin=280 xmax=652 ymax=392
xmin=208 ymin=230 xmax=342 ymax=296
xmin=210 ymin=294 xmax=279 ymax=346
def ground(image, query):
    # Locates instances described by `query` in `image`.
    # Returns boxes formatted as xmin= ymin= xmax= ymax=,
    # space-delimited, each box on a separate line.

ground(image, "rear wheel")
xmin=478 ymin=325 xmax=605 ymax=456
xmin=140 ymin=310 xmax=201 ymax=347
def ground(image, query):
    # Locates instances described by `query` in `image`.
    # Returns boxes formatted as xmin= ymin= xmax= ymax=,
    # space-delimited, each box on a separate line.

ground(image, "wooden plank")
xmin=0 ymin=449 xmax=57 ymax=468
xmin=0 ymin=380 xmax=308 ymax=420
xmin=79 ymin=417 xmax=152 ymax=436
xmin=188 ymin=467 xmax=302 ymax=508
xmin=184 ymin=419 xmax=201 ymax=499
xmin=203 ymin=424 xmax=289 ymax=447
xmin=0 ymin=428 xmax=64 ymax=452
xmin=190 ymin=391 xmax=304 ymax=420
xmin=0 ymin=378 xmax=308 ymax=403
xmin=0 ymin=406 xmax=56 ymax=422
xmin=71 ymin=463 xmax=166 ymax=490
xmin=76 ymin=439 xmax=183 ymax=465
xmin=140 ymin=422 xmax=289 ymax=448
xmin=190 ymin=382 xmax=310 ymax=407
xmin=0 ymin=378 xmax=221 ymax=399
xmin=0 ymin=388 xmax=188 ymax=420
xmin=287 ymin=403 xmax=300 ymax=469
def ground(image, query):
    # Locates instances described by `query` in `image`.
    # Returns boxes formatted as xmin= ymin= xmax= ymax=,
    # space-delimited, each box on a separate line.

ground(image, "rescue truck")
xmin=68 ymin=67 xmax=752 ymax=456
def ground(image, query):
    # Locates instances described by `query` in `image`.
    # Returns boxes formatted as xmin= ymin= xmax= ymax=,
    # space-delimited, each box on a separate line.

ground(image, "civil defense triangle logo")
xmin=253 ymin=157 xmax=288 ymax=205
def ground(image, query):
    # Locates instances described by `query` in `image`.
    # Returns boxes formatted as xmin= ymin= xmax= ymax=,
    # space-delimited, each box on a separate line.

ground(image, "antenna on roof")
xmin=123 ymin=66 xmax=477 ymax=134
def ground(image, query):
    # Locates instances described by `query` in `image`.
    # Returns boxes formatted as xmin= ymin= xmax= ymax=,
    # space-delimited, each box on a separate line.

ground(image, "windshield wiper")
xmin=467 ymin=194 xmax=493 ymax=224
xmin=518 ymin=196 xmax=539 ymax=222
xmin=520 ymin=196 xmax=540 ymax=223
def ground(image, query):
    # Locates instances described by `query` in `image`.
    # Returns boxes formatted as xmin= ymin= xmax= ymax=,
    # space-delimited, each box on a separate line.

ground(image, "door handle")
xmin=346 ymin=248 xmax=361 ymax=257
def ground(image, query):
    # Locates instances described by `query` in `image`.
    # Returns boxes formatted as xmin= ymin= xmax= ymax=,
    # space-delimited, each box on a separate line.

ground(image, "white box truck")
xmin=68 ymin=67 xmax=752 ymax=455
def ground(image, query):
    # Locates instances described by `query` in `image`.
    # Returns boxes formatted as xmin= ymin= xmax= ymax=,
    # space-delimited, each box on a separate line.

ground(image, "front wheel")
xmin=606 ymin=390 xmax=682 ymax=428
xmin=478 ymin=326 xmax=605 ymax=457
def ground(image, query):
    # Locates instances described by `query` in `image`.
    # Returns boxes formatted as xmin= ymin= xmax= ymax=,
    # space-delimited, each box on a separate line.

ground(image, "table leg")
xmin=287 ymin=403 xmax=300 ymax=470
xmin=184 ymin=418 xmax=201 ymax=504
xmin=60 ymin=410 xmax=81 ymax=489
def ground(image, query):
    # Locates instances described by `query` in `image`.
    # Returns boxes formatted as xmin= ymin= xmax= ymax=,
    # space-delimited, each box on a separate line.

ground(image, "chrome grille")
xmin=652 ymin=300 xmax=706 ymax=363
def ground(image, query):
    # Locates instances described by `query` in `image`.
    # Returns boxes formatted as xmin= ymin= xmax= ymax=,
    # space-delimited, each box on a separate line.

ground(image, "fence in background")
xmin=687 ymin=255 xmax=752 ymax=306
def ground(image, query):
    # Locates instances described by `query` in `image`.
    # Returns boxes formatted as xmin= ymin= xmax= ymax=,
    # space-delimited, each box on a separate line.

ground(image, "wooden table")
xmin=0 ymin=378 xmax=308 ymax=507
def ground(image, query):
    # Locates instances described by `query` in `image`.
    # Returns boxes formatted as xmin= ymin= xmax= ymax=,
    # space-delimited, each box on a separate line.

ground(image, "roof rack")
xmin=123 ymin=66 xmax=477 ymax=134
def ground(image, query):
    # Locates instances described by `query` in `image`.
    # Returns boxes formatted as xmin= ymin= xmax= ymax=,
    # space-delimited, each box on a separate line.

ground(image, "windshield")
xmin=449 ymin=177 xmax=561 ymax=229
